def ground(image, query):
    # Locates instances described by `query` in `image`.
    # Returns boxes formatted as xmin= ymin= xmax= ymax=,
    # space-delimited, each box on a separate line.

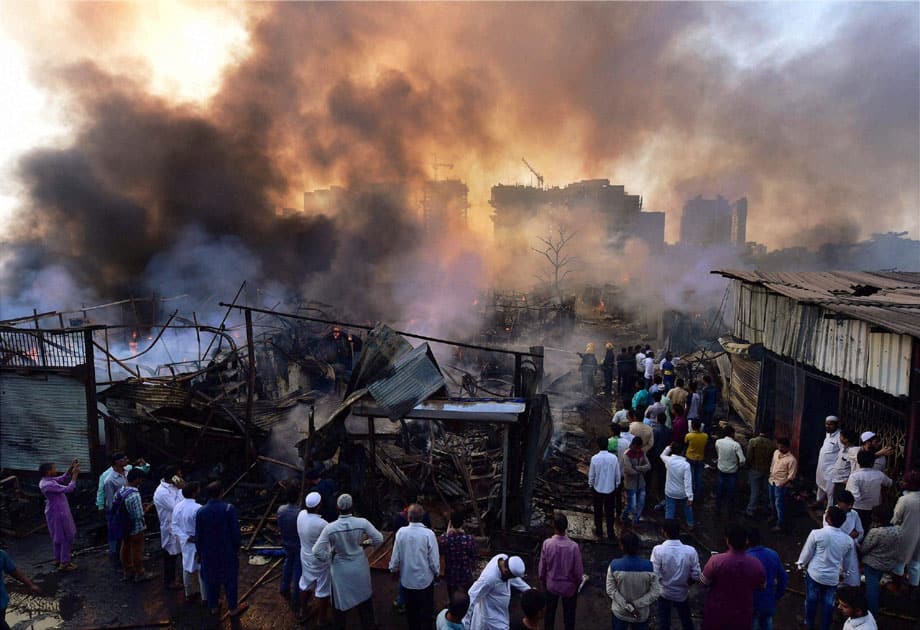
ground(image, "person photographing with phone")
xmin=38 ymin=458 xmax=80 ymax=572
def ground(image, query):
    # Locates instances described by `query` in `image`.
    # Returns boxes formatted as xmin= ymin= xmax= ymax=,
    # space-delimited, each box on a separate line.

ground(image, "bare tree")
xmin=532 ymin=225 xmax=577 ymax=302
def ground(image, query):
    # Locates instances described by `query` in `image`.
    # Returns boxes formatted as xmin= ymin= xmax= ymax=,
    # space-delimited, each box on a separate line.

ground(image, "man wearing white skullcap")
xmin=814 ymin=416 xmax=841 ymax=506
xmin=463 ymin=553 xmax=531 ymax=630
xmin=312 ymin=493 xmax=384 ymax=627
xmin=860 ymin=431 xmax=893 ymax=472
xmin=297 ymin=492 xmax=331 ymax=623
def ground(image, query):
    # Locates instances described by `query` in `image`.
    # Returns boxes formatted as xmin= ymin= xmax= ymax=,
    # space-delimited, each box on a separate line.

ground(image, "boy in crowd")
xmin=836 ymin=587 xmax=877 ymax=630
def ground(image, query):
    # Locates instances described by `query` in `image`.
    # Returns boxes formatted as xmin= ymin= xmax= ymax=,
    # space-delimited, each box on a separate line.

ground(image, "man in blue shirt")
xmin=196 ymin=480 xmax=248 ymax=617
xmin=746 ymin=528 xmax=787 ymax=630
xmin=277 ymin=482 xmax=302 ymax=609
xmin=660 ymin=353 xmax=676 ymax=391
xmin=701 ymin=375 xmax=719 ymax=436
xmin=1 ymin=550 xmax=41 ymax=630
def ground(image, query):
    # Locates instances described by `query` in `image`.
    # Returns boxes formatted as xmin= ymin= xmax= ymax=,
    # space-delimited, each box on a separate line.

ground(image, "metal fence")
xmin=0 ymin=328 xmax=87 ymax=368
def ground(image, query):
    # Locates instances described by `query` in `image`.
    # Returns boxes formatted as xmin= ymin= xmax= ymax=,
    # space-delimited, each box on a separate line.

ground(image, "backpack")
xmin=109 ymin=487 xmax=137 ymax=541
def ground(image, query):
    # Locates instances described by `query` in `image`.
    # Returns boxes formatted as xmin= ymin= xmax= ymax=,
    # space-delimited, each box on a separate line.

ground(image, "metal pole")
xmin=906 ymin=338 xmax=920 ymax=473
xmin=501 ymin=424 xmax=509 ymax=529
xmin=218 ymin=302 xmax=543 ymax=358
xmin=33 ymin=309 xmax=47 ymax=367
xmin=84 ymin=329 xmax=100 ymax=474
xmin=203 ymin=281 xmax=246 ymax=360
xmin=104 ymin=327 xmax=113 ymax=382
xmin=245 ymin=308 xmax=256 ymax=432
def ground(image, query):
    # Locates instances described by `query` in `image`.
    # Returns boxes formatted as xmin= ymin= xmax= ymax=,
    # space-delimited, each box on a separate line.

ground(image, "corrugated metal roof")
xmin=723 ymin=276 xmax=913 ymax=396
xmin=366 ymin=343 xmax=446 ymax=421
xmin=715 ymin=270 xmax=920 ymax=337
xmin=1 ymin=373 xmax=91 ymax=471
xmin=351 ymin=397 xmax=526 ymax=423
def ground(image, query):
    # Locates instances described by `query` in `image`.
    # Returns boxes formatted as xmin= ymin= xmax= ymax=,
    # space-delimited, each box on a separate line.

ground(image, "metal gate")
xmin=758 ymin=354 xmax=796 ymax=441
xmin=842 ymin=388 xmax=908 ymax=474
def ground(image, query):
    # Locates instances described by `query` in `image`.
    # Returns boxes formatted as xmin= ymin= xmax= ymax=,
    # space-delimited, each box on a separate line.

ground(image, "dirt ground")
xmin=4 ymin=402 xmax=919 ymax=629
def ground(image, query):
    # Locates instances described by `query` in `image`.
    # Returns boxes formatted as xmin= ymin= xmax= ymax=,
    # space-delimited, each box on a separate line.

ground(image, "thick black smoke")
xmin=1 ymin=2 xmax=917 ymax=325
xmin=9 ymin=62 xmax=337 ymax=302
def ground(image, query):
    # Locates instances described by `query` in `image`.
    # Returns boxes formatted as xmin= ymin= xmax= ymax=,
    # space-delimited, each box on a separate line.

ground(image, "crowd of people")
xmin=582 ymin=344 xmax=920 ymax=629
xmin=1 ymin=344 xmax=919 ymax=630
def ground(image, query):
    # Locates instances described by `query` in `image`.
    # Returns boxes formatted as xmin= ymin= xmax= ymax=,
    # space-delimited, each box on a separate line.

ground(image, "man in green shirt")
xmin=746 ymin=430 xmax=776 ymax=517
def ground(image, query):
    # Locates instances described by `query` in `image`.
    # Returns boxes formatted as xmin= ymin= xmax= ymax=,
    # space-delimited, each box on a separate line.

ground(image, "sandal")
xmin=58 ymin=562 xmax=78 ymax=572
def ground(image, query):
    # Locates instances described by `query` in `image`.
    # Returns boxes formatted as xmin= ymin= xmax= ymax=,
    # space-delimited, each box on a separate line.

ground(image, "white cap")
xmin=860 ymin=431 xmax=876 ymax=443
xmin=507 ymin=556 xmax=525 ymax=577
xmin=305 ymin=492 xmax=322 ymax=508
xmin=825 ymin=415 xmax=839 ymax=423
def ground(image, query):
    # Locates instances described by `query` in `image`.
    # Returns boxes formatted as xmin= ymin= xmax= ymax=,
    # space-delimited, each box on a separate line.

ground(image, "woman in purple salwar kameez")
xmin=38 ymin=459 xmax=80 ymax=572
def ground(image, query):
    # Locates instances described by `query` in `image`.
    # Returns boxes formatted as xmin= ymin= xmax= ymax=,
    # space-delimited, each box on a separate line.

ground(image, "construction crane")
xmin=431 ymin=159 xmax=454 ymax=181
xmin=521 ymin=157 xmax=544 ymax=189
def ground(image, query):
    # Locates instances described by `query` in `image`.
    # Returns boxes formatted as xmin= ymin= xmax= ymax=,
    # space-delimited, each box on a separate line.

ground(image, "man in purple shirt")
xmin=538 ymin=512 xmax=583 ymax=630
xmin=701 ymin=524 xmax=766 ymax=630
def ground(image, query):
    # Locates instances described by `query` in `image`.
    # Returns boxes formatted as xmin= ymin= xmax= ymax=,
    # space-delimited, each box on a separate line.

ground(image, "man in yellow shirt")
xmin=684 ymin=419 xmax=708 ymax=501
xmin=768 ymin=437 xmax=798 ymax=532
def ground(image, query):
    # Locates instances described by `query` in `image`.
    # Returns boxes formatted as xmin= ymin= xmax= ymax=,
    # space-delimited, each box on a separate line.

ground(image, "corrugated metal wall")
xmin=0 ymin=373 xmax=90 ymax=470
xmin=728 ymin=355 xmax=761 ymax=427
xmin=867 ymin=332 xmax=913 ymax=397
xmin=730 ymin=280 xmax=912 ymax=397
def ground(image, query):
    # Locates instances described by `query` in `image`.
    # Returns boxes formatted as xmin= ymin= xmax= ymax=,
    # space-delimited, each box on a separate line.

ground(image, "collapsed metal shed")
xmin=719 ymin=338 xmax=763 ymax=428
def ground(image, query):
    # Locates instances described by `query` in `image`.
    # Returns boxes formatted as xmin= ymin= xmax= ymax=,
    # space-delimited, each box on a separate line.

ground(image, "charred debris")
xmin=0 ymin=287 xmax=713 ymax=545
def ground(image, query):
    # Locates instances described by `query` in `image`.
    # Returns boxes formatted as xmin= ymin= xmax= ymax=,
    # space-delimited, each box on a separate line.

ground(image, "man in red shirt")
xmin=538 ymin=512 xmax=584 ymax=630
xmin=701 ymin=524 xmax=766 ymax=629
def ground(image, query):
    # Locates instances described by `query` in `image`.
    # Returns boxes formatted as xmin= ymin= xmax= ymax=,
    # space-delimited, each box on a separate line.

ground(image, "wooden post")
xmin=103 ymin=327 xmax=113 ymax=382
xmin=501 ymin=424 xmax=509 ymax=529
xmin=301 ymin=406 xmax=315 ymax=498
xmin=33 ymin=309 xmax=47 ymax=367
xmin=246 ymin=485 xmax=281 ymax=550
xmin=838 ymin=379 xmax=847 ymax=421
xmin=368 ymin=416 xmax=377 ymax=470
xmin=192 ymin=312 xmax=202 ymax=365
xmin=308 ymin=406 xmax=316 ymax=467
xmin=368 ymin=415 xmax=378 ymax=517
xmin=245 ymin=308 xmax=256 ymax=431
xmin=222 ymin=460 xmax=259 ymax=498
xmin=513 ymin=353 xmax=523 ymax=396
xmin=84 ymin=328 xmax=101 ymax=474
xmin=906 ymin=338 xmax=920 ymax=473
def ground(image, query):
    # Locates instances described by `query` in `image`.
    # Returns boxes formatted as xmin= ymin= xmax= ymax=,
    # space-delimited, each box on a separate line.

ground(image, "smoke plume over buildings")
xmin=0 ymin=2 xmax=917 ymax=326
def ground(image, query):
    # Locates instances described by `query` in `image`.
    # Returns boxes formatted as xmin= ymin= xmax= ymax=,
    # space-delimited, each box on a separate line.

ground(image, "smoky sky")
xmin=2 ymin=2 xmax=918 ymax=320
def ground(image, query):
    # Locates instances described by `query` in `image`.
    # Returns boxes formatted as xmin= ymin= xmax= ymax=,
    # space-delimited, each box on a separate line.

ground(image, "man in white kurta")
xmin=153 ymin=469 xmax=184 ymax=589
xmin=170 ymin=482 xmax=205 ymax=600
xmin=463 ymin=554 xmax=531 ymax=630
xmin=312 ymin=494 xmax=383 ymax=627
xmin=815 ymin=416 xmax=841 ymax=505
xmin=297 ymin=492 xmax=331 ymax=622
